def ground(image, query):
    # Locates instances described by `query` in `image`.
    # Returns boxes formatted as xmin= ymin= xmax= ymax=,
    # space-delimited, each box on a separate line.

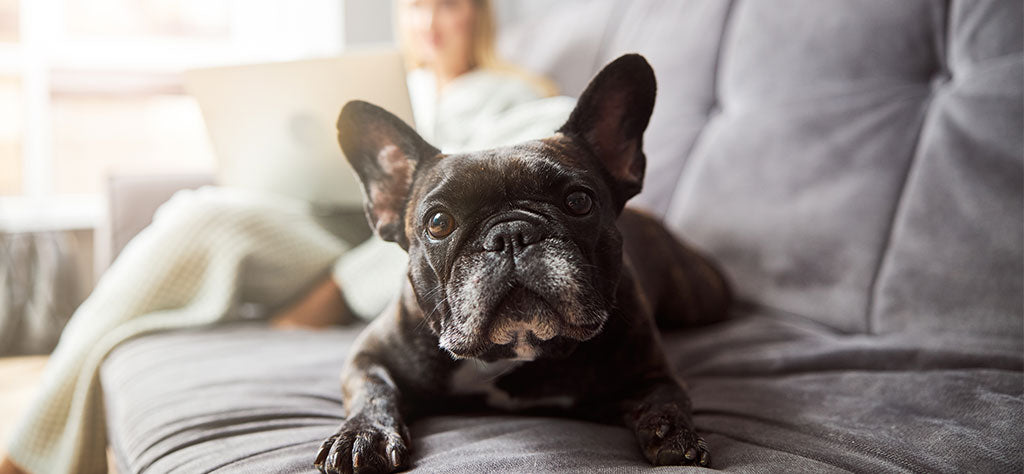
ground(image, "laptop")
xmin=184 ymin=49 xmax=415 ymax=209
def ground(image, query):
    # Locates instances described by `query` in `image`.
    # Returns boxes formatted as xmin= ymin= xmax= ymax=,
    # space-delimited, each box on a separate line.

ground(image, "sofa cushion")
xmin=100 ymin=322 xmax=1022 ymax=473
xmin=497 ymin=0 xmax=618 ymax=101
xmin=503 ymin=0 xmax=1022 ymax=340
xmin=662 ymin=0 xmax=947 ymax=333
xmin=870 ymin=0 xmax=1024 ymax=343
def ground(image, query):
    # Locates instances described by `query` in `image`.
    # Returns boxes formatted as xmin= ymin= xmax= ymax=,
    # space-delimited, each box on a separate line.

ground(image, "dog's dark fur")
xmin=314 ymin=54 xmax=731 ymax=474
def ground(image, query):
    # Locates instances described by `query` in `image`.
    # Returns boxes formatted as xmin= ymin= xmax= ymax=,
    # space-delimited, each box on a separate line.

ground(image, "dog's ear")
xmin=558 ymin=54 xmax=656 ymax=209
xmin=338 ymin=100 xmax=440 ymax=248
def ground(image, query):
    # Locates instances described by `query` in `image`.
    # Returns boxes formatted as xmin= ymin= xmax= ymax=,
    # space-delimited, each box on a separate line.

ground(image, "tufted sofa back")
xmin=500 ymin=0 xmax=1023 ymax=343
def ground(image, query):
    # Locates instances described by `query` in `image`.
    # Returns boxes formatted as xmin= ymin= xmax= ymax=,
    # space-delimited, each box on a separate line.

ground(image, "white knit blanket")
xmin=6 ymin=187 xmax=349 ymax=474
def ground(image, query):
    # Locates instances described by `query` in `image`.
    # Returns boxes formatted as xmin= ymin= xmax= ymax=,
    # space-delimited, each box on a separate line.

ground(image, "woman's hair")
xmin=397 ymin=0 xmax=558 ymax=97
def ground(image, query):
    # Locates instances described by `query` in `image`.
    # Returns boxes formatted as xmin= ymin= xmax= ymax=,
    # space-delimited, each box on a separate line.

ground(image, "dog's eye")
xmin=427 ymin=211 xmax=456 ymax=239
xmin=565 ymin=191 xmax=593 ymax=215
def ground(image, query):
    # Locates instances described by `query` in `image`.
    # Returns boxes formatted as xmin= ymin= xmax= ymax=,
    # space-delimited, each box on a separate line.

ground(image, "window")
xmin=0 ymin=75 xmax=20 ymax=195
xmin=63 ymin=0 xmax=230 ymax=38
xmin=0 ymin=0 xmax=16 ymax=42
xmin=0 ymin=0 xmax=20 ymax=195
xmin=49 ymin=79 xmax=215 ymax=194
xmin=0 ymin=0 xmax=344 ymax=230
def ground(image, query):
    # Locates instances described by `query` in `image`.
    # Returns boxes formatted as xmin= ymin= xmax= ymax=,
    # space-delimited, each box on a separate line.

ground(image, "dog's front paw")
xmin=314 ymin=415 xmax=410 ymax=474
xmin=635 ymin=404 xmax=709 ymax=467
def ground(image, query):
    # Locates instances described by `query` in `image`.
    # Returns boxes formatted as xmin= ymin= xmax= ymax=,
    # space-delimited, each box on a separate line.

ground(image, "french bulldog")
xmin=314 ymin=54 xmax=731 ymax=474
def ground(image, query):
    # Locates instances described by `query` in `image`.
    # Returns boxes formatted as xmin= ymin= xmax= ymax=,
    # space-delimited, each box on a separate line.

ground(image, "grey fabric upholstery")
xmin=102 ymin=318 xmax=1022 ymax=473
xmin=102 ymin=1 xmax=1022 ymax=472
xmin=503 ymin=0 xmax=1023 ymax=339
xmin=871 ymin=1 xmax=1024 ymax=339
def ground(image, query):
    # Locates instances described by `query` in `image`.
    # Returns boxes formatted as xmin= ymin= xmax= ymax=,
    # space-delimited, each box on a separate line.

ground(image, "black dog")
xmin=315 ymin=54 xmax=731 ymax=474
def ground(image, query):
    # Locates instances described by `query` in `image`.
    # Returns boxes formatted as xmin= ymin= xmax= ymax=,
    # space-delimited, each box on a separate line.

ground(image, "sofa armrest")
xmin=95 ymin=173 xmax=216 ymax=273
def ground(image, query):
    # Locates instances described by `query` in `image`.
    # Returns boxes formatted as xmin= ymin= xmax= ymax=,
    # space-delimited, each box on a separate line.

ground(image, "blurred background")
xmin=0 ymin=0 xmax=552 ymax=356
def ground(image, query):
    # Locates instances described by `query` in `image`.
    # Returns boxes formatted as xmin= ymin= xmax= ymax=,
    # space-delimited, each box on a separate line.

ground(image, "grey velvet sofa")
xmin=100 ymin=1 xmax=1023 ymax=472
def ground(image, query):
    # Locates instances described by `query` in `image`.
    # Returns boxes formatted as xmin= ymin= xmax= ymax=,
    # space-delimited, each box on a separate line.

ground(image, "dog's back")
xmin=619 ymin=209 xmax=731 ymax=330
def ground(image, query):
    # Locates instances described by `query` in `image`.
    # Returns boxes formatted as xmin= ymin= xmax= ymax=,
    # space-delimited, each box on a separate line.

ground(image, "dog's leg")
xmin=314 ymin=311 xmax=416 ymax=474
xmin=314 ymin=349 xmax=410 ymax=474
xmin=622 ymin=377 xmax=710 ymax=467
xmin=314 ymin=294 xmax=456 ymax=474
xmin=564 ymin=272 xmax=712 ymax=467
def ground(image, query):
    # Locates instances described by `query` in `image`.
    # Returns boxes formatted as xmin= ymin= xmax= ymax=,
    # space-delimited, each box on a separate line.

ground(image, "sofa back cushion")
xmin=501 ymin=0 xmax=1022 ymax=341
xmin=868 ymin=1 xmax=1023 ymax=344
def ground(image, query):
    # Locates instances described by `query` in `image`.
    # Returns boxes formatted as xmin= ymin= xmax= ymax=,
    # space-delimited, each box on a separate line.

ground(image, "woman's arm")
xmin=270 ymin=237 xmax=410 ymax=328
xmin=270 ymin=277 xmax=355 ymax=328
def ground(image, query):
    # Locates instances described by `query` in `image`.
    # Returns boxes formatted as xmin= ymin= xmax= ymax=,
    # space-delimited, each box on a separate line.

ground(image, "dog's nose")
xmin=483 ymin=220 xmax=541 ymax=253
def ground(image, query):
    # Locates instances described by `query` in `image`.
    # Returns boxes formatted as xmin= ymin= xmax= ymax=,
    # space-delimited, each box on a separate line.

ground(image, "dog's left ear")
xmin=338 ymin=100 xmax=440 ymax=249
xmin=558 ymin=54 xmax=656 ymax=209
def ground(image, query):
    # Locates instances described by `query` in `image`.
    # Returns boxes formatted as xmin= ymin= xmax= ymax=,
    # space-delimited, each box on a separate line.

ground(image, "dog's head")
xmin=338 ymin=54 xmax=656 ymax=361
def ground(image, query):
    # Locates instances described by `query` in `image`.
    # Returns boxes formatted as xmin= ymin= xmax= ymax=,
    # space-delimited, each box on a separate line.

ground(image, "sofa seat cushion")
xmin=100 ymin=318 xmax=1022 ymax=473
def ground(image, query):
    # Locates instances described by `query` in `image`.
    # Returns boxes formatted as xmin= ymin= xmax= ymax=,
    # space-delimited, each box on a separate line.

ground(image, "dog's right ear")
xmin=558 ymin=54 xmax=656 ymax=210
xmin=338 ymin=100 xmax=440 ymax=248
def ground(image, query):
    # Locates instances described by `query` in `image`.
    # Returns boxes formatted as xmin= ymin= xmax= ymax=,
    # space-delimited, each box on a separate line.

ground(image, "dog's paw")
xmin=314 ymin=415 xmax=410 ymax=474
xmin=635 ymin=404 xmax=709 ymax=467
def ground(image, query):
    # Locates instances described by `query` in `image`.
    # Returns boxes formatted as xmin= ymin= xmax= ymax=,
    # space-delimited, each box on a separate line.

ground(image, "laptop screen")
xmin=184 ymin=49 xmax=415 ymax=209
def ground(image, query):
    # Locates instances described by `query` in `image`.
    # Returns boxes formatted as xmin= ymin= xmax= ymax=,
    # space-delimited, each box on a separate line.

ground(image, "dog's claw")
xmin=314 ymin=436 xmax=334 ymax=470
xmin=636 ymin=403 xmax=710 ymax=467
xmin=388 ymin=445 xmax=400 ymax=468
xmin=314 ymin=416 xmax=408 ymax=474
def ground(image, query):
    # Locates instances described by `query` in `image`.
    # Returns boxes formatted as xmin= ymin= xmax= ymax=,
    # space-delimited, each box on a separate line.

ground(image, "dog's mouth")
xmin=441 ymin=284 xmax=603 ymax=362
xmin=491 ymin=287 xmax=557 ymax=331
xmin=486 ymin=287 xmax=558 ymax=360
xmin=437 ymin=239 xmax=611 ymax=362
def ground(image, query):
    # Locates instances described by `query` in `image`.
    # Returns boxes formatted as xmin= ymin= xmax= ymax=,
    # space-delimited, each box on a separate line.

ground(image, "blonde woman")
xmin=1 ymin=1 xmax=572 ymax=473
xmin=400 ymin=0 xmax=568 ymax=151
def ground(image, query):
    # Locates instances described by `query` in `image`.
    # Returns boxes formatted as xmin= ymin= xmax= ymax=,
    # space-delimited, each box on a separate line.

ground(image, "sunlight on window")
xmin=0 ymin=0 xmax=344 ymax=205
xmin=0 ymin=76 xmax=21 ymax=195
xmin=0 ymin=0 xmax=16 ymax=43
xmin=64 ymin=0 xmax=230 ymax=38
xmin=50 ymin=91 xmax=215 ymax=194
